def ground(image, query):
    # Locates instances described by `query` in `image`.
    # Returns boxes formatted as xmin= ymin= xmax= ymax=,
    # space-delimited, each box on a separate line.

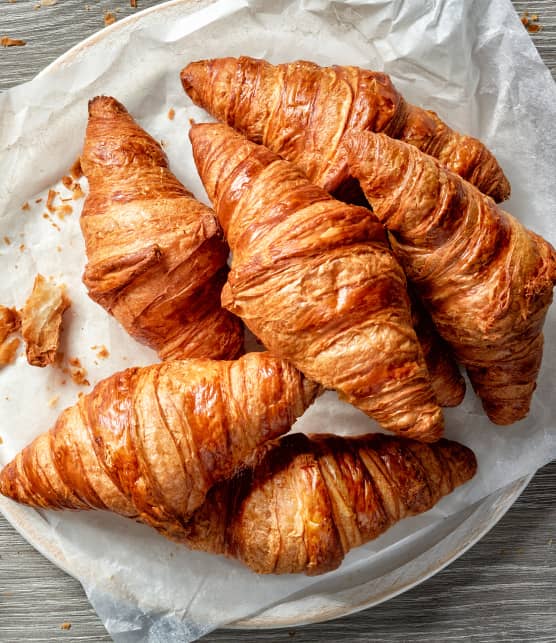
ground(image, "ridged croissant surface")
xmin=81 ymin=96 xmax=243 ymax=361
xmin=190 ymin=122 xmax=443 ymax=442
xmin=409 ymin=290 xmax=465 ymax=408
xmin=181 ymin=57 xmax=510 ymax=203
xmin=186 ymin=432 xmax=477 ymax=575
xmin=0 ymin=353 xmax=320 ymax=541
xmin=345 ymin=132 xmax=556 ymax=424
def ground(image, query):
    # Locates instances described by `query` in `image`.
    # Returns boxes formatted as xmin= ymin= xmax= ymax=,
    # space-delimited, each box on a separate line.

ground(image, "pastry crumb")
xmin=72 ymin=183 xmax=85 ymax=200
xmin=0 ymin=337 xmax=20 ymax=367
xmin=35 ymin=197 xmax=43 ymax=204
xmin=19 ymin=244 xmax=25 ymax=252
xmin=1 ymin=37 xmax=26 ymax=47
xmin=56 ymin=204 xmax=73 ymax=220
xmin=91 ymin=344 xmax=109 ymax=359
xmin=521 ymin=11 xmax=542 ymax=32
xmin=68 ymin=357 xmax=90 ymax=387
xmin=167 ymin=108 xmax=175 ymax=121
xmin=3 ymin=236 xmax=11 ymax=245
xmin=48 ymin=395 xmax=59 ymax=408
xmin=130 ymin=0 xmax=137 ymax=6
xmin=104 ymin=11 xmax=116 ymax=26
xmin=62 ymin=175 xmax=73 ymax=189
xmin=60 ymin=622 xmax=71 ymax=630
xmin=21 ymin=201 xmax=30 ymax=211
xmin=46 ymin=189 xmax=58 ymax=213
xmin=0 ymin=436 xmax=3 ymax=445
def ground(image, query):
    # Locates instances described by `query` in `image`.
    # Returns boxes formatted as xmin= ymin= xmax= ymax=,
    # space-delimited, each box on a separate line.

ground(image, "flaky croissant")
xmin=409 ymin=289 xmax=465 ymax=408
xmin=0 ymin=352 xmax=320 ymax=540
xmin=185 ymin=432 xmax=477 ymax=575
xmin=190 ymin=122 xmax=443 ymax=442
xmin=80 ymin=96 xmax=243 ymax=361
xmin=181 ymin=56 xmax=510 ymax=203
xmin=345 ymin=132 xmax=556 ymax=424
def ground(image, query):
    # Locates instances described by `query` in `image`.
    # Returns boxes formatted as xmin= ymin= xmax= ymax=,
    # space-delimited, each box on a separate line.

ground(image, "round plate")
xmin=0 ymin=0 xmax=544 ymax=632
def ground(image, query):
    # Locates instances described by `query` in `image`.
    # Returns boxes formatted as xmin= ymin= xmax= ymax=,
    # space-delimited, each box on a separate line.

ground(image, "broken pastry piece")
xmin=190 ymin=122 xmax=443 ymax=442
xmin=81 ymin=96 xmax=243 ymax=361
xmin=0 ymin=305 xmax=21 ymax=366
xmin=345 ymin=132 xmax=556 ymax=424
xmin=21 ymin=275 xmax=70 ymax=367
xmin=181 ymin=56 xmax=510 ymax=203
xmin=0 ymin=352 xmax=320 ymax=540
xmin=186 ymin=432 xmax=477 ymax=575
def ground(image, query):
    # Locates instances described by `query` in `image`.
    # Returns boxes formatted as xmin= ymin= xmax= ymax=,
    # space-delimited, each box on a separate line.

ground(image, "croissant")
xmin=409 ymin=289 xmax=465 ymax=408
xmin=185 ymin=432 xmax=477 ymax=575
xmin=0 ymin=352 xmax=320 ymax=540
xmin=80 ymin=96 xmax=243 ymax=361
xmin=189 ymin=122 xmax=443 ymax=442
xmin=181 ymin=56 xmax=510 ymax=203
xmin=345 ymin=132 xmax=556 ymax=424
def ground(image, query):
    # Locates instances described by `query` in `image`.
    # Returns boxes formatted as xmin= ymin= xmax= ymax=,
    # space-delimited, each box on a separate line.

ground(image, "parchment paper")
xmin=1 ymin=0 xmax=555 ymax=640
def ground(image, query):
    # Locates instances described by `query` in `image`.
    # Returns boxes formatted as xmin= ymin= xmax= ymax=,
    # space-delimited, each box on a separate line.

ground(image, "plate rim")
xmin=0 ymin=0 xmax=540 ymax=632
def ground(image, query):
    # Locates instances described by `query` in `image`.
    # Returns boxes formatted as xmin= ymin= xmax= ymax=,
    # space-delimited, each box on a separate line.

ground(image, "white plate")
xmin=1 ymin=0 xmax=553 ymax=634
xmin=0 ymin=475 xmax=532 ymax=628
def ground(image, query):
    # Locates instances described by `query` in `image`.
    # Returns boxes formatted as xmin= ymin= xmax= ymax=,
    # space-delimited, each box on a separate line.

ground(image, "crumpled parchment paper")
xmin=0 ymin=0 xmax=555 ymax=640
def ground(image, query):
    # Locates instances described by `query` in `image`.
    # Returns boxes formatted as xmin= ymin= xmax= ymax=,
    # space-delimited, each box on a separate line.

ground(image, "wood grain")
xmin=0 ymin=1 xmax=555 ymax=642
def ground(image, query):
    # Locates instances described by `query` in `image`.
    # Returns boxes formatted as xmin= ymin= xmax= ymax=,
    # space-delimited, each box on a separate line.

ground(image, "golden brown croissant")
xmin=0 ymin=352 xmax=320 ymax=540
xmin=189 ymin=122 xmax=443 ymax=442
xmin=185 ymin=432 xmax=477 ymax=575
xmin=345 ymin=132 xmax=556 ymax=424
xmin=409 ymin=290 xmax=465 ymax=408
xmin=181 ymin=56 xmax=510 ymax=203
xmin=80 ymin=96 xmax=243 ymax=361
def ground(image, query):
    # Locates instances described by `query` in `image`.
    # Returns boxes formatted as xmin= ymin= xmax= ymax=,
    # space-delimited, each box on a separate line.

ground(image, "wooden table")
xmin=0 ymin=1 xmax=554 ymax=641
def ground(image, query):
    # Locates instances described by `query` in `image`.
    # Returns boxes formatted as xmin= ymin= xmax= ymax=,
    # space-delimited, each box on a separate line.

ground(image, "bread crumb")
xmin=68 ymin=357 xmax=89 ymax=386
xmin=167 ymin=108 xmax=175 ymax=121
xmin=0 ymin=436 xmax=3 ymax=445
xmin=60 ymin=622 xmax=71 ymax=630
xmin=72 ymin=183 xmax=85 ymax=200
xmin=56 ymin=204 xmax=73 ymax=220
xmin=3 ymin=236 xmax=10 ymax=245
xmin=47 ymin=395 xmax=59 ymax=408
xmin=91 ymin=344 xmax=109 ymax=359
xmin=104 ymin=11 xmax=116 ymax=26
xmin=0 ymin=337 xmax=19 ymax=367
xmin=21 ymin=202 xmax=30 ymax=211
xmin=130 ymin=0 xmax=137 ymax=6
xmin=57 ymin=245 xmax=62 ymax=252
xmin=521 ymin=11 xmax=543 ymax=32
xmin=62 ymin=175 xmax=73 ymax=189
xmin=1 ymin=37 xmax=26 ymax=47
xmin=19 ymin=244 xmax=25 ymax=252
xmin=21 ymin=275 xmax=71 ymax=367
xmin=46 ymin=189 xmax=58 ymax=213
xmin=35 ymin=197 xmax=43 ymax=204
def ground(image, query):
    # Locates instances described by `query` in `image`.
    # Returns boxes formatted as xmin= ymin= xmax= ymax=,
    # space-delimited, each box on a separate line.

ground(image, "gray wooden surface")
xmin=0 ymin=1 xmax=555 ymax=641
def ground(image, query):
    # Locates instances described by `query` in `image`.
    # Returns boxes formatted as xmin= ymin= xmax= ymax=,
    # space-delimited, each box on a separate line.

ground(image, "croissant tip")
xmin=88 ymin=95 xmax=128 ymax=118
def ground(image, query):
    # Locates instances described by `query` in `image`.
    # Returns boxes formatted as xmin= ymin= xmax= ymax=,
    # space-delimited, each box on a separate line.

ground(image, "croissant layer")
xmin=345 ymin=132 xmax=556 ymax=424
xmin=185 ymin=432 xmax=477 ymax=575
xmin=190 ymin=122 xmax=443 ymax=442
xmin=81 ymin=96 xmax=243 ymax=361
xmin=0 ymin=353 xmax=320 ymax=540
xmin=181 ymin=57 xmax=510 ymax=202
